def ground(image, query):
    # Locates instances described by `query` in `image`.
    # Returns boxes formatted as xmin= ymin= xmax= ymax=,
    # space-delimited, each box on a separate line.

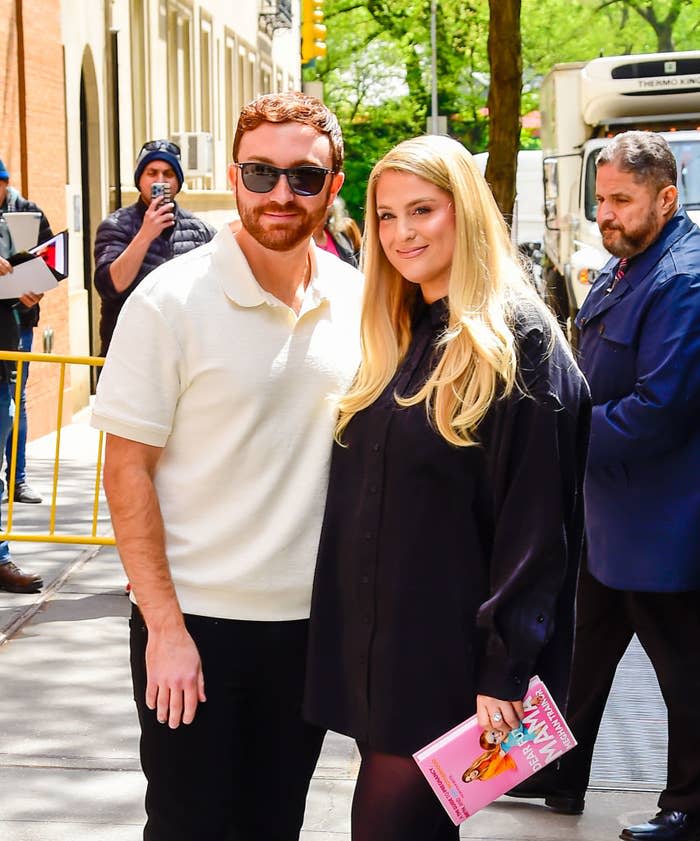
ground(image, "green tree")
xmin=595 ymin=0 xmax=698 ymax=51
xmin=308 ymin=0 xmax=697 ymax=223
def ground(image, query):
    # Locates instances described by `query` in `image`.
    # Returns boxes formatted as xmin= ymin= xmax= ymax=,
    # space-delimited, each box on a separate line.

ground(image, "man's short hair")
xmin=596 ymin=131 xmax=677 ymax=193
xmin=233 ymin=91 xmax=344 ymax=172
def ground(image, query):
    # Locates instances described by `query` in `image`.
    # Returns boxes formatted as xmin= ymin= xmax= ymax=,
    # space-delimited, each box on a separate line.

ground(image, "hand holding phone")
xmin=151 ymin=182 xmax=172 ymax=206
xmin=142 ymin=182 xmax=176 ymax=239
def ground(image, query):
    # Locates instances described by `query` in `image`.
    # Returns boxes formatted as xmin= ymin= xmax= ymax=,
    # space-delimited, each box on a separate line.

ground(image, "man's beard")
xmin=237 ymin=189 xmax=328 ymax=252
xmin=600 ymin=207 xmax=660 ymax=258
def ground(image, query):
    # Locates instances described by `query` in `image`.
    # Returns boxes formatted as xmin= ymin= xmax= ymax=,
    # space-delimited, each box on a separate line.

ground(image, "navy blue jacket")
xmin=575 ymin=209 xmax=700 ymax=592
xmin=93 ymin=199 xmax=215 ymax=355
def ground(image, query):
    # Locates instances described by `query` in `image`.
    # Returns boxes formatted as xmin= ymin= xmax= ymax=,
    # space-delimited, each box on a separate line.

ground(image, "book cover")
xmin=33 ymin=230 xmax=69 ymax=280
xmin=412 ymin=675 xmax=576 ymax=825
xmin=2 ymin=230 xmax=69 ymax=299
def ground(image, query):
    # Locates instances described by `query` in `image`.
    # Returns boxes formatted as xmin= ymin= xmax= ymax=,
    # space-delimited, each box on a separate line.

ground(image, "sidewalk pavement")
xmin=0 ymin=410 xmax=662 ymax=840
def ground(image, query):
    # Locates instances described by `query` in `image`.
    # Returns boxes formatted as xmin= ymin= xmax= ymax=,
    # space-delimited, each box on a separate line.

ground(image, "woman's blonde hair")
xmin=337 ymin=134 xmax=550 ymax=447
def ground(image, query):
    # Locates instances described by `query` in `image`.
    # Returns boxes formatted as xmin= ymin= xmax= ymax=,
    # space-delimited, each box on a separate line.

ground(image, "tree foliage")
xmin=307 ymin=0 xmax=698 ymax=223
xmin=594 ymin=0 xmax=699 ymax=51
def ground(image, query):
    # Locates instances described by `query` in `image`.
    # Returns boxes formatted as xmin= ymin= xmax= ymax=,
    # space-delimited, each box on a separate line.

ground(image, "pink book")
xmin=412 ymin=675 xmax=576 ymax=825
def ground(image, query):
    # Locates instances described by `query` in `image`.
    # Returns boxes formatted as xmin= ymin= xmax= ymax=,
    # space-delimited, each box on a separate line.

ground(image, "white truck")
xmin=540 ymin=50 xmax=700 ymax=337
xmin=473 ymin=150 xmax=545 ymax=292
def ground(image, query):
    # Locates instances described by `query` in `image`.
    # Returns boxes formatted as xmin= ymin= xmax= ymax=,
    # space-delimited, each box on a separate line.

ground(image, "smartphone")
xmin=151 ymin=182 xmax=172 ymax=206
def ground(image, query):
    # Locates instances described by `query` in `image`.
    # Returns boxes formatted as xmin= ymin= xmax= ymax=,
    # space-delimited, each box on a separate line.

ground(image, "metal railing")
xmin=0 ymin=349 xmax=115 ymax=546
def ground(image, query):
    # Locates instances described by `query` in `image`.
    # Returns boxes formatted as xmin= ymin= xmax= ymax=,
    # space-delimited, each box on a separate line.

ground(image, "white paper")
xmin=0 ymin=258 xmax=58 ymax=299
xmin=4 ymin=212 xmax=42 ymax=251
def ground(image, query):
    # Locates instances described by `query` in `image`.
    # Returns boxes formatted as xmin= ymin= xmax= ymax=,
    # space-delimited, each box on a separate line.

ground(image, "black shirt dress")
xmin=303 ymin=295 xmax=591 ymax=756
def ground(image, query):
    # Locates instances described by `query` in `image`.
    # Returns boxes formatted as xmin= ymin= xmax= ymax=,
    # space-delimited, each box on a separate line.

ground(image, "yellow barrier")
xmin=0 ymin=350 xmax=115 ymax=546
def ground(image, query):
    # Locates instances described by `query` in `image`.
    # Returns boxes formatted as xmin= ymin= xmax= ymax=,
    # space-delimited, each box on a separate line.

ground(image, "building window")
xmin=238 ymin=44 xmax=255 ymax=110
xmin=260 ymin=64 xmax=272 ymax=97
xmin=224 ymin=33 xmax=236 ymax=161
xmin=167 ymin=3 xmax=193 ymax=132
xmin=130 ymin=0 xmax=149 ymax=152
xmin=200 ymin=14 xmax=213 ymax=133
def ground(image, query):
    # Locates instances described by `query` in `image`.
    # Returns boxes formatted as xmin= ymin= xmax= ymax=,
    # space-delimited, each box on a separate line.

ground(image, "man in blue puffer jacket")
xmin=94 ymin=140 xmax=215 ymax=355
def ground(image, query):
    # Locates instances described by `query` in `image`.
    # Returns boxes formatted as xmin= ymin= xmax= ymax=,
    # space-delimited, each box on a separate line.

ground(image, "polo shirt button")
xmin=360 ymin=575 xmax=369 ymax=584
xmin=514 ymin=676 xmax=522 ymax=685
xmin=599 ymin=323 xmax=606 ymax=335
xmin=369 ymin=484 xmax=377 ymax=494
xmin=364 ymin=531 xmax=372 ymax=540
xmin=536 ymin=614 xmax=545 ymax=623
xmin=372 ymin=443 xmax=380 ymax=452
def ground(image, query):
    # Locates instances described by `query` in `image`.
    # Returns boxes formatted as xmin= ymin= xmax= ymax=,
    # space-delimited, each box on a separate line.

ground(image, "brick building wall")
xmin=1 ymin=0 xmax=71 ymax=438
xmin=0 ymin=1 xmax=22 ymax=183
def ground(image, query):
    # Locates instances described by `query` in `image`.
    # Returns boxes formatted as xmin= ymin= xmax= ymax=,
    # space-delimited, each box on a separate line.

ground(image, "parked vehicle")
xmin=539 ymin=50 xmax=700 ymax=340
xmin=473 ymin=150 xmax=545 ymax=292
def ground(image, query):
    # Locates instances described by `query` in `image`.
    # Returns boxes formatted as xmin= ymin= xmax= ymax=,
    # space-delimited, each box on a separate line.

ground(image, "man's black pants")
xmin=130 ymin=606 xmax=325 ymax=841
xmin=556 ymin=563 xmax=700 ymax=813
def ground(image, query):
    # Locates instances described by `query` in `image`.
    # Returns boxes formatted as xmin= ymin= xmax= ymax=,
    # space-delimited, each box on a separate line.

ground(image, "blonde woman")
xmin=303 ymin=135 xmax=590 ymax=840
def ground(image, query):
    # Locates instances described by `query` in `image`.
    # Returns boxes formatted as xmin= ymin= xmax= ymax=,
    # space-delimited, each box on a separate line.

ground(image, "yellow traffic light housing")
xmin=301 ymin=0 xmax=327 ymax=66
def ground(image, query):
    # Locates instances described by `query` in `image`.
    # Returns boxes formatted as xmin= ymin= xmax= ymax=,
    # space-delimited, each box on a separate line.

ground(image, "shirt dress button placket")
xmin=355 ymin=421 xmax=391 ymax=718
xmin=354 ymin=303 xmax=443 ymax=736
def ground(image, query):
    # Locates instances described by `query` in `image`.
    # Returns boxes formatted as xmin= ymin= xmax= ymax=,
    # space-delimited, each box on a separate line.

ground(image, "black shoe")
xmin=13 ymin=483 xmax=42 ymax=504
xmin=0 ymin=561 xmax=43 ymax=593
xmin=620 ymin=810 xmax=700 ymax=841
xmin=506 ymin=780 xmax=585 ymax=815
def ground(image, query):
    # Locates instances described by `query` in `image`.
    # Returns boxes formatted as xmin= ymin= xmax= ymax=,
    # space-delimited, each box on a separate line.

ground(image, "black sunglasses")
xmin=234 ymin=162 xmax=334 ymax=196
xmin=141 ymin=139 xmax=181 ymax=158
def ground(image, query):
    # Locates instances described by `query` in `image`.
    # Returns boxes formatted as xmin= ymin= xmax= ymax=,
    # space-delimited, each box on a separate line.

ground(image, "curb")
xmin=0 ymin=543 xmax=104 ymax=646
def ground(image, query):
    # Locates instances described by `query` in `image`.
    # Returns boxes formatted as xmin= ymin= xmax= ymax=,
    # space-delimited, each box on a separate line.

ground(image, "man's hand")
xmin=140 ymin=197 xmax=175 ymax=243
xmin=0 ymin=257 xmax=12 ymax=276
xmin=104 ymin=198 xmax=177 ymax=293
xmin=18 ymin=291 xmax=43 ymax=307
xmin=145 ymin=623 xmax=206 ymax=728
xmin=476 ymin=693 xmax=525 ymax=734
xmin=103 ymin=434 xmax=204 ymax=727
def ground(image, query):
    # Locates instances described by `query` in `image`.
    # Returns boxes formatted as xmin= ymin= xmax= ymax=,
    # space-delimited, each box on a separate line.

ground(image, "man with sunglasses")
xmin=93 ymin=139 xmax=215 ymax=356
xmin=92 ymin=92 xmax=362 ymax=840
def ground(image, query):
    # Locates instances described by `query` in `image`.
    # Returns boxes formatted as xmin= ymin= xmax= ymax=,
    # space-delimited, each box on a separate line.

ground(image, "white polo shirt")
xmin=91 ymin=225 xmax=362 ymax=621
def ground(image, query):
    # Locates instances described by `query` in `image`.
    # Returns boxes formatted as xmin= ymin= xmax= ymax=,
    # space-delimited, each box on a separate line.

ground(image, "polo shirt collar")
xmin=213 ymin=224 xmax=331 ymax=310
xmin=304 ymin=243 xmax=333 ymax=307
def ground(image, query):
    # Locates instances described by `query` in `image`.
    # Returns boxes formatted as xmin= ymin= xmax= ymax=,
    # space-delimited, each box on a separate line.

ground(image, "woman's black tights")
xmin=351 ymin=743 xmax=460 ymax=841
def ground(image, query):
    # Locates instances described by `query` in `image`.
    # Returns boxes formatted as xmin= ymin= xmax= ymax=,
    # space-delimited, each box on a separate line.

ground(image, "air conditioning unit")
xmin=170 ymin=131 xmax=213 ymax=176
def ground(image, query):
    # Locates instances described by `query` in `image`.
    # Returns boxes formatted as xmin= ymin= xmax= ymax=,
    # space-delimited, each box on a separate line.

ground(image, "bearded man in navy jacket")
xmin=509 ymin=131 xmax=700 ymax=841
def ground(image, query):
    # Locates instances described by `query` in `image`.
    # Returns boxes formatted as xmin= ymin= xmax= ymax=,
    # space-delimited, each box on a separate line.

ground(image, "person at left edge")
xmin=93 ymin=139 xmax=215 ymax=356
xmin=303 ymin=134 xmax=591 ymax=841
xmin=0 ymin=231 xmax=43 ymax=593
xmin=313 ymin=196 xmax=361 ymax=266
xmin=0 ymin=157 xmax=52 ymax=505
xmin=91 ymin=92 xmax=362 ymax=841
